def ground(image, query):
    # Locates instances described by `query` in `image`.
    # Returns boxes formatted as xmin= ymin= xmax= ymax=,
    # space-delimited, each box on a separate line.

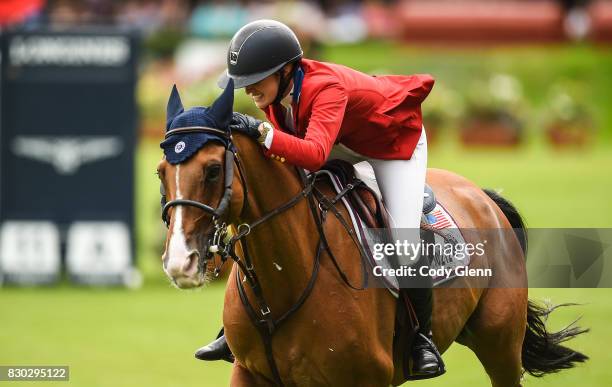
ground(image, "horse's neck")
xmin=233 ymin=135 xmax=320 ymax=309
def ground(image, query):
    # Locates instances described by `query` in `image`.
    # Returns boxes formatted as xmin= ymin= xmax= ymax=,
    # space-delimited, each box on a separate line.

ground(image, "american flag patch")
xmin=428 ymin=206 xmax=455 ymax=229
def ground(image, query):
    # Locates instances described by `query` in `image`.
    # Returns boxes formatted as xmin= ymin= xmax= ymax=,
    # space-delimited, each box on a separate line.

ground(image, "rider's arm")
xmin=264 ymin=84 xmax=348 ymax=171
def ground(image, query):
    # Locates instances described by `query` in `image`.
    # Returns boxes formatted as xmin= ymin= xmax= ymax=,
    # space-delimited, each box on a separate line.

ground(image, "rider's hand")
xmin=229 ymin=112 xmax=262 ymax=140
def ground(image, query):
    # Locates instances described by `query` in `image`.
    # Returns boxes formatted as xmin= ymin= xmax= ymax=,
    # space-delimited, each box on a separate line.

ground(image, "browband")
xmin=165 ymin=126 xmax=229 ymax=139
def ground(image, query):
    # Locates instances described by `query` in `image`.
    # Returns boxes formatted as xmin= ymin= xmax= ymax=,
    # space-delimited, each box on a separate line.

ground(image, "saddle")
xmin=320 ymin=159 xmax=437 ymax=229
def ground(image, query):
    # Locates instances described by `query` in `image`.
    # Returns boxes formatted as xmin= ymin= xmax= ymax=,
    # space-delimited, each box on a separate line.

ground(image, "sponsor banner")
xmin=0 ymin=29 xmax=138 ymax=286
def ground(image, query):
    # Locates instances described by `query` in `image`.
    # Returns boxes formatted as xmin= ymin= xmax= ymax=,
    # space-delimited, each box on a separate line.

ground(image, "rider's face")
xmin=244 ymin=73 xmax=280 ymax=109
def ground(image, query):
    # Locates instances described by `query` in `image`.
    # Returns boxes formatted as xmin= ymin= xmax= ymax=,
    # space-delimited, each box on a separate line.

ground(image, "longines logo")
xmin=9 ymin=36 xmax=130 ymax=67
xmin=11 ymin=136 xmax=124 ymax=175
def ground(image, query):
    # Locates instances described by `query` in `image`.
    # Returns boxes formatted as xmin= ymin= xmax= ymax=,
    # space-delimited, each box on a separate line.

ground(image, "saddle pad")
xmin=317 ymin=163 xmax=470 ymax=297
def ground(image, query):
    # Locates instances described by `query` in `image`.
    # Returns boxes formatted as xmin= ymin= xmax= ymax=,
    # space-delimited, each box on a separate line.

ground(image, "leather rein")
xmin=160 ymin=127 xmax=371 ymax=386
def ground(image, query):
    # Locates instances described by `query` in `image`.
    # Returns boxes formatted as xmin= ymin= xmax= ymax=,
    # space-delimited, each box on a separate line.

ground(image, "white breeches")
xmin=329 ymin=127 xmax=428 ymax=229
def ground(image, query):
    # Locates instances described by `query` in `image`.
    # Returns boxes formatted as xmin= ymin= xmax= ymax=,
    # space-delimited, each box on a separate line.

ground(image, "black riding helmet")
xmin=218 ymin=19 xmax=303 ymax=91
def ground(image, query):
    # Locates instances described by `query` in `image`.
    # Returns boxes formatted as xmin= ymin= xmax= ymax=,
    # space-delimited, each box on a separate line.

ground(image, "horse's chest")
xmin=223 ymin=268 xmax=388 ymax=385
xmin=228 ymin=319 xmax=371 ymax=385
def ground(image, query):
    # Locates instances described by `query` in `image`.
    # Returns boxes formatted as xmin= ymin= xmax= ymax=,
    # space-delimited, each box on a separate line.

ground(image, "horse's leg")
xmin=464 ymin=288 xmax=527 ymax=387
xmin=230 ymin=362 xmax=273 ymax=387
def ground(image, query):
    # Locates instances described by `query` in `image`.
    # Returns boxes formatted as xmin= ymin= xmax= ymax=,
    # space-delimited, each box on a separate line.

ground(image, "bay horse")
xmin=157 ymin=85 xmax=588 ymax=386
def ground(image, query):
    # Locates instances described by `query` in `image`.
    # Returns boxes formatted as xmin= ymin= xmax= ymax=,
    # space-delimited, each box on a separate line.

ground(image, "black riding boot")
xmin=194 ymin=327 xmax=234 ymax=363
xmin=406 ymin=285 xmax=445 ymax=378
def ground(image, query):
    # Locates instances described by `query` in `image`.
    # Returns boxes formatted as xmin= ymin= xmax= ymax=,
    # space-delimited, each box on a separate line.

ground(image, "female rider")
xmin=195 ymin=19 xmax=442 ymax=378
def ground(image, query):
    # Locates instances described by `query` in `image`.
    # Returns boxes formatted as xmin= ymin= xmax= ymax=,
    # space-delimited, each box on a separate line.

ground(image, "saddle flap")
xmin=321 ymin=159 xmax=390 ymax=229
xmin=321 ymin=159 xmax=437 ymax=230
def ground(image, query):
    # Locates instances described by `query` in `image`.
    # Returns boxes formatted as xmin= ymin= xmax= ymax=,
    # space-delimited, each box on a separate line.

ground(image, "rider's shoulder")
xmin=300 ymin=59 xmax=345 ymax=94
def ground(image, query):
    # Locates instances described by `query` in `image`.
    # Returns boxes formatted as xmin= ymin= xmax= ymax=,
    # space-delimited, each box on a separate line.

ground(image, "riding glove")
xmin=229 ymin=112 xmax=262 ymax=140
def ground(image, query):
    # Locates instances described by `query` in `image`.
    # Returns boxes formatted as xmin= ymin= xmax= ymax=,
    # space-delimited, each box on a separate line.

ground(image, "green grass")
xmin=0 ymin=284 xmax=231 ymax=387
xmin=1 ymin=285 xmax=607 ymax=387
xmin=428 ymin=141 xmax=612 ymax=228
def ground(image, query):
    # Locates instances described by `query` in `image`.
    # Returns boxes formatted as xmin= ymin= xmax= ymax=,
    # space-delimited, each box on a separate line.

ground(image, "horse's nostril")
xmin=182 ymin=251 xmax=199 ymax=275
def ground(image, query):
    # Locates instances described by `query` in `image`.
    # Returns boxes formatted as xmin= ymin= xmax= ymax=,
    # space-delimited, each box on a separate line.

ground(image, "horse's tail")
xmin=522 ymin=301 xmax=589 ymax=376
xmin=483 ymin=189 xmax=589 ymax=375
xmin=482 ymin=188 xmax=527 ymax=257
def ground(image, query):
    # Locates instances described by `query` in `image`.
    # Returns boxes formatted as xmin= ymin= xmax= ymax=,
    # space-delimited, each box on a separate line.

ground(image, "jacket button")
xmin=280 ymin=157 xmax=285 ymax=162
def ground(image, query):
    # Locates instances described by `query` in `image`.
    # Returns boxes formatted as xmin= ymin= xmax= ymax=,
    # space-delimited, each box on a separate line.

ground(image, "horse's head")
xmin=157 ymin=80 xmax=242 ymax=288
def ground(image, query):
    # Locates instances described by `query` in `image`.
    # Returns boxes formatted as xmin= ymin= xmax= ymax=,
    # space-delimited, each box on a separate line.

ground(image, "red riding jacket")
xmin=262 ymin=58 xmax=434 ymax=171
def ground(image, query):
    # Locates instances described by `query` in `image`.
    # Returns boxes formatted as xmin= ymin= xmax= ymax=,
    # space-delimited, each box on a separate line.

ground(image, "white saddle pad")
xmin=318 ymin=162 xmax=471 ymax=297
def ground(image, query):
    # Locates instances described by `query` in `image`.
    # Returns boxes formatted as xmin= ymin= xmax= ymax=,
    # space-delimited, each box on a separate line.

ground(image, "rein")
xmin=160 ymin=127 xmax=369 ymax=386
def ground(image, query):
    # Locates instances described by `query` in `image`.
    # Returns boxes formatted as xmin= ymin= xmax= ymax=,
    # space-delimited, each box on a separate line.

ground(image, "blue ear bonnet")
xmin=160 ymin=107 xmax=228 ymax=164
xmin=160 ymin=80 xmax=234 ymax=164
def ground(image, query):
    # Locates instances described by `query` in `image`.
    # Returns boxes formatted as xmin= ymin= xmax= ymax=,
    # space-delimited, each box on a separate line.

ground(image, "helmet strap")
xmin=272 ymin=65 xmax=295 ymax=105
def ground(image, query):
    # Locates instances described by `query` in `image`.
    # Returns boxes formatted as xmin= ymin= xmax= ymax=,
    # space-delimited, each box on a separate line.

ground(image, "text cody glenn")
xmin=373 ymin=265 xmax=493 ymax=279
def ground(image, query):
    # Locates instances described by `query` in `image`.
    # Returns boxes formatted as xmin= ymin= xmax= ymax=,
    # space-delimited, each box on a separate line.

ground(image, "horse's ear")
xmin=166 ymin=84 xmax=184 ymax=129
xmin=209 ymin=78 xmax=234 ymax=129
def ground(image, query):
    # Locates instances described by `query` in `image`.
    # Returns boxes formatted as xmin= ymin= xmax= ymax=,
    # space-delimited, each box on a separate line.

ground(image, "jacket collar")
xmin=292 ymin=64 xmax=304 ymax=104
xmin=281 ymin=63 xmax=305 ymax=106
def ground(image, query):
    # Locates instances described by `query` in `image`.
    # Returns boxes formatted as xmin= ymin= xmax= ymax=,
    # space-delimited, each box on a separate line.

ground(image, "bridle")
xmin=159 ymin=126 xmax=370 ymax=386
xmin=161 ymin=126 xmax=238 ymax=225
xmin=161 ymin=125 xmax=252 ymax=277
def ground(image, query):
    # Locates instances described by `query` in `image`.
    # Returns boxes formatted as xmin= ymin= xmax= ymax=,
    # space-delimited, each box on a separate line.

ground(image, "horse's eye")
xmin=206 ymin=164 xmax=221 ymax=182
